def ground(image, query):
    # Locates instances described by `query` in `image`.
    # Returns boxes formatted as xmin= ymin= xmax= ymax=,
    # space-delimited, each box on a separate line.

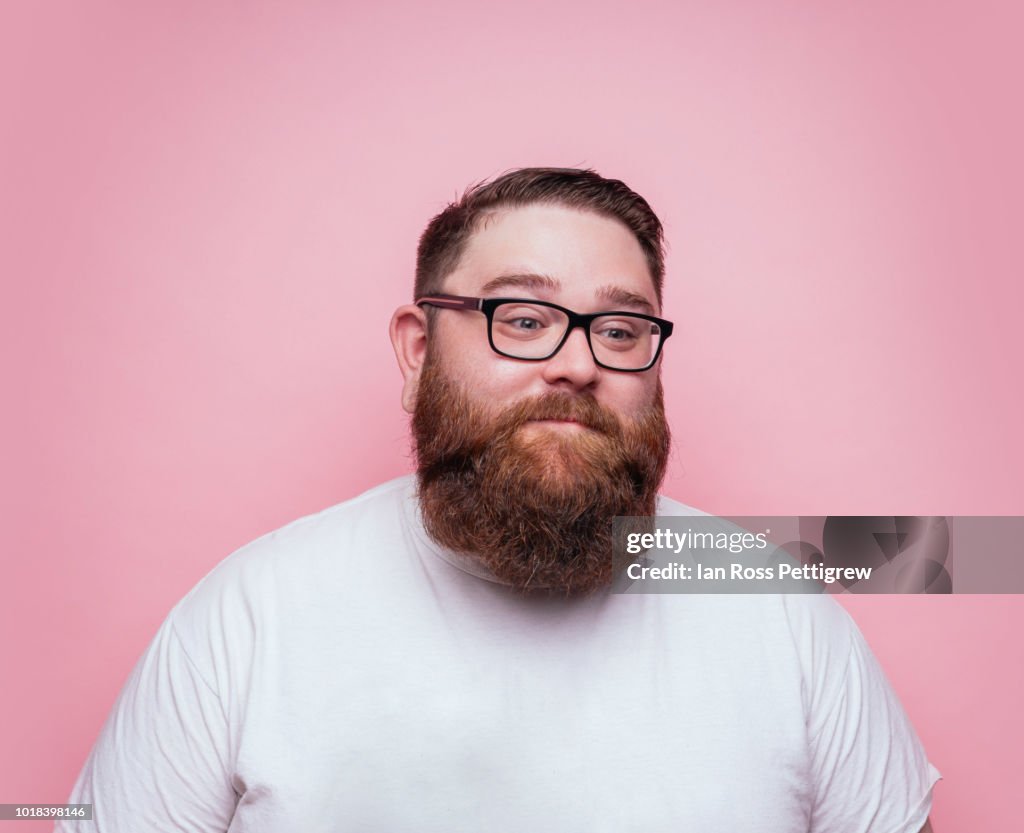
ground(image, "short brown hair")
xmin=415 ymin=167 xmax=665 ymax=304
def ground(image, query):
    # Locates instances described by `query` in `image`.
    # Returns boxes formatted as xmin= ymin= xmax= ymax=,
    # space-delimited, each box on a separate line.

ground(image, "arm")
xmin=57 ymin=615 xmax=237 ymax=832
xmin=795 ymin=597 xmax=941 ymax=833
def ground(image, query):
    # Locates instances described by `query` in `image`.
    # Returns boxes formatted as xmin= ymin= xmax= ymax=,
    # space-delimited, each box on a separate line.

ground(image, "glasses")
xmin=416 ymin=294 xmax=674 ymax=372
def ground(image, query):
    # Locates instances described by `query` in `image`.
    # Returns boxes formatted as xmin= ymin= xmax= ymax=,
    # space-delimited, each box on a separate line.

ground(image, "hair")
xmin=415 ymin=167 xmax=665 ymax=305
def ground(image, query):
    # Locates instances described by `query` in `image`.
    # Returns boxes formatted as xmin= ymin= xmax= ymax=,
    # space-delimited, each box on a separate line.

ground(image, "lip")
xmin=526 ymin=418 xmax=590 ymax=429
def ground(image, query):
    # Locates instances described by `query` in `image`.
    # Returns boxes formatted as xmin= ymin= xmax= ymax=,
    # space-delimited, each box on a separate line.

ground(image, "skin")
xmin=391 ymin=203 xmax=663 ymax=428
xmin=389 ymin=202 xmax=935 ymax=833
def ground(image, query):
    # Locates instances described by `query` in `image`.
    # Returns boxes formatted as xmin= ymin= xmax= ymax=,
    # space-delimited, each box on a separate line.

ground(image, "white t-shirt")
xmin=61 ymin=476 xmax=940 ymax=832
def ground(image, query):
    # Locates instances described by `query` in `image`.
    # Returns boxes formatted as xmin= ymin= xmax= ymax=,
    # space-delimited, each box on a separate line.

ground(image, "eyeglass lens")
xmin=490 ymin=301 xmax=663 ymax=370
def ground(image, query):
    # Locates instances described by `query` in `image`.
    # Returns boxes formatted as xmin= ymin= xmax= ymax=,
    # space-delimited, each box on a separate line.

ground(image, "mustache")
xmin=502 ymin=393 xmax=623 ymax=436
xmin=420 ymin=390 xmax=625 ymax=470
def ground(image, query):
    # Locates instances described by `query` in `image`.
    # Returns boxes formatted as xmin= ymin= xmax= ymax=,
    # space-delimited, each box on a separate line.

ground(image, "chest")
xmin=230 ymin=605 xmax=813 ymax=832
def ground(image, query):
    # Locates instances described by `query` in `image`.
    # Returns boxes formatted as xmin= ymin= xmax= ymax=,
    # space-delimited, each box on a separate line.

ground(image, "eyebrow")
xmin=479 ymin=273 xmax=559 ymax=295
xmin=479 ymin=273 xmax=657 ymax=314
xmin=597 ymin=286 xmax=656 ymax=314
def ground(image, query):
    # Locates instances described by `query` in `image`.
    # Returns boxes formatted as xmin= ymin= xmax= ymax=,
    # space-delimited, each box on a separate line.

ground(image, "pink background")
xmin=2 ymin=1 xmax=1022 ymax=829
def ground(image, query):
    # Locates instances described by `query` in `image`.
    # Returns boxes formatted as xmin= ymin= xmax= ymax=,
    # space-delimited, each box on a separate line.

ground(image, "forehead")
xmin=443 ymin=204 xmax=658 ymax=311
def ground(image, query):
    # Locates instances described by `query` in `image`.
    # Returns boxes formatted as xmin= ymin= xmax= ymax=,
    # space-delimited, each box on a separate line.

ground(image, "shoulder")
xmin=168 ymin=475 xmax=417 ymax=641
xmin=201 ymin=474 xmax=413 ymax=573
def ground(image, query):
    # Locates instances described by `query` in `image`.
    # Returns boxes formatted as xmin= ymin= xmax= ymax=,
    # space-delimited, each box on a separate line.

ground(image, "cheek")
xmin=599 ymin=376 xmax=659 ymax=416
xmin=467 ymin=359 xmax=538 ymax=397
xmin=434 ymin=329 xmax=535 ymax=393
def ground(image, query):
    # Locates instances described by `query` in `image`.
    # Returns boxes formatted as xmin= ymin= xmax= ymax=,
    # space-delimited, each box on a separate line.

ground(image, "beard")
xmin=412 ymin=353 xmax=670 ymax=595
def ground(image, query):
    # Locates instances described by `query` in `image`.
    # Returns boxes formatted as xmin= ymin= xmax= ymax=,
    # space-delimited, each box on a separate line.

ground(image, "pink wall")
xmin=2 ymin=2 xmax=1021 ymax=829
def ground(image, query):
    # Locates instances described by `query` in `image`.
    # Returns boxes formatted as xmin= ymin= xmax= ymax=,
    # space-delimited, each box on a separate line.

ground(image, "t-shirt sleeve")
xmin=805 ymin=603 xmax=941 ymax=833
xmin=56 ymin=611 xmax=238 ymax=832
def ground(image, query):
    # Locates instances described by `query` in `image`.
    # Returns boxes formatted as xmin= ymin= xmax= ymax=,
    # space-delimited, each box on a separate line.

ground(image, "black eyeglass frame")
xmin=415 ymin=293 xmax=674 ymax=372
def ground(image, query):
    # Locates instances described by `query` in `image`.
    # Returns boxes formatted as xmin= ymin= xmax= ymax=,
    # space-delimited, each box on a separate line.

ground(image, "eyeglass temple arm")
xmin=415 ymin=294 xmax=482 ymax=311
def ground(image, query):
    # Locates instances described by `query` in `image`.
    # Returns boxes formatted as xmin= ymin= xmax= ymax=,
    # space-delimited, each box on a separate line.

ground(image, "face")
xmin=391 ymin=203 xmax=670 ymax=595
xmin=423 ymin=203 xmax=662 ymax=428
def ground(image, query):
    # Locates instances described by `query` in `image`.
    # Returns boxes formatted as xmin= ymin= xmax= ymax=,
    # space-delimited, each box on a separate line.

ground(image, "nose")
xmin=539 ymin=326 xmax=601 ymax=391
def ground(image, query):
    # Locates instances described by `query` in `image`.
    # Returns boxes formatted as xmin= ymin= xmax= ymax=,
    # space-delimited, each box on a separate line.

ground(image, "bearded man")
xmin=61 ymin=168 xmax=939 ymax=832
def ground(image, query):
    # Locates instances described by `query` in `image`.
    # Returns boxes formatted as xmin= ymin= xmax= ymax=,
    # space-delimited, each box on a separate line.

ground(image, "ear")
xmin=390 ymin=303 xmax=429 ymax=414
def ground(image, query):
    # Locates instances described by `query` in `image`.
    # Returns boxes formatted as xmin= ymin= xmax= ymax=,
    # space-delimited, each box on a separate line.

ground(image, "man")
xmin=62 ymin=168 xmax=939 ymax=831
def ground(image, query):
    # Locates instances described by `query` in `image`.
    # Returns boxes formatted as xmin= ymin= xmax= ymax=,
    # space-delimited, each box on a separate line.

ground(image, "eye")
xmin=594 ymin=318 xmax=642 ymax=349
xmin=492 ymin=303 xmax=561 ymax=340
xmin=509 ymin=316 xmax=543 ymax=331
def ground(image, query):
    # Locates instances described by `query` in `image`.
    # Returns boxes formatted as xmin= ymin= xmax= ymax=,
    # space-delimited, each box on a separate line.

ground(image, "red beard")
xmin=412 ymin=354 xmax=670 ymax=595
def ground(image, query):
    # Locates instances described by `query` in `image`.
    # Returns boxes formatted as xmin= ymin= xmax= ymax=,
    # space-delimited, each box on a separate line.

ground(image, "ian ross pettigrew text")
xmin=626 ymin=562 xmax=873 ymax=584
